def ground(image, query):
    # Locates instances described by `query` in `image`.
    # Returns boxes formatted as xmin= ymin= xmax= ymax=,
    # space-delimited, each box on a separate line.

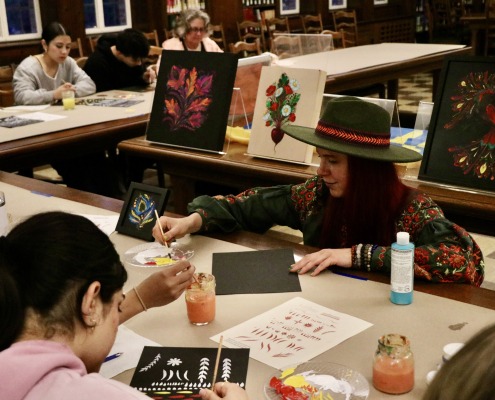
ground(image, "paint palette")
xmin=264 ymin=362 xmax=369 ymax=400
xmin=123 ymin=242 xmax=194 ymax=268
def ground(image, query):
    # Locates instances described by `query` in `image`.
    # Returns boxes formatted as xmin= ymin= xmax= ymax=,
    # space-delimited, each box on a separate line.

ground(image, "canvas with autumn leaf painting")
xmin=247 ymin=66 xmax=326 ymax=164
xmin=146 ymin=50 xmax=238 ymax=153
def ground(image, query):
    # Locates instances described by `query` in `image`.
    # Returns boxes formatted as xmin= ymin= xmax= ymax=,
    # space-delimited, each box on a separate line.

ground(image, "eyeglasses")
xmin=189 ymin=27 xmax=206 ymax=34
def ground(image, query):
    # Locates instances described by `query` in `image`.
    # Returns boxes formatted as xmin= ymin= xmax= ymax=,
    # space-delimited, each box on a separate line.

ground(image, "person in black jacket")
xmin=84 ymin=28 xmax=155 ymax=92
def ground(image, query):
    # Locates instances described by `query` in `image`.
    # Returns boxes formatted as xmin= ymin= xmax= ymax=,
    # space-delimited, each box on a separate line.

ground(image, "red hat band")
xmin=315 ymin=120 xmax=391 ymax=148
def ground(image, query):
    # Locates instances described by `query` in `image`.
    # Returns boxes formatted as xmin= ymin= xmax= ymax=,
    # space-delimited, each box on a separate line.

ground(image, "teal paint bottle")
xmin=390 ymin=232 xmax=414 ymax=305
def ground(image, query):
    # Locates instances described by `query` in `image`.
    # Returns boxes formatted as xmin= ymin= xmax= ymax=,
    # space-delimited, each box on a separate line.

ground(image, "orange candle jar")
xmin=185 ymin=273 xmax=216 ymax=325
xmin=373 ymin=334 xmax=414 ymax=394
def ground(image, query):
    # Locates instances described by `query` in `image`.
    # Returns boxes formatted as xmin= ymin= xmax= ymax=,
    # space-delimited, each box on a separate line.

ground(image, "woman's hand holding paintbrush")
xmin=152 ymin=212 xmax=202 ymax=245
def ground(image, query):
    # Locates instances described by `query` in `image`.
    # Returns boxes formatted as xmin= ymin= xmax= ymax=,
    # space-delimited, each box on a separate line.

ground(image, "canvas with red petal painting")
xmin=419 ymin=56 xmax=495 ymax=192
xmin=146 ymin=50 xmax=238 ymax=153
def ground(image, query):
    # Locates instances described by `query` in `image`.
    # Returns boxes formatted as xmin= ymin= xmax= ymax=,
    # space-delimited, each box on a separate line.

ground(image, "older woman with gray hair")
xmin=162 ymin=9 xmax=223 ymax=52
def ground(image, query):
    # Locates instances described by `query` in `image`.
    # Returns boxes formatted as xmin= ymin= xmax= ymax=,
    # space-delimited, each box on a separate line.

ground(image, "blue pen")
xmin=332 ymin=271 xmax=368 ymax=281
xmin=104 ymin=352 xmax=123 ymax=362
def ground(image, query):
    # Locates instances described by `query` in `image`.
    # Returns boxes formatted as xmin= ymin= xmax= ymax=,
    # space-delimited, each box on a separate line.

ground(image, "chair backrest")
xmin=70 ymin=38 xmax=84 ymax=58
xmin=265 ymin=17 xmax=290 ymax=40
xmin=148 ymin=45 xmax=163 ymax=57
xmin=270 ymin=34 xmax=303 ymax=59
xmin=378 ymin=19 xmax=416 ymax=43
xmin=237 ymin=20 xmax=266 ymax=52
xmin=164 ymin=28 xmax=175 ymax=40
xmin=332 ymin=10 xmax=358 ymax=47
xmin=301 ymin=14 xmax=324 ymax=34
xmin=143 ymin=30 xmax=159 ymax=46
xmin=75 ymin=56 xmax=88 ymax=69
xmin=0 ymin=64 xmax=14 ymax=107
xmin=88 ymin=36 xmax=99 ymax=53
xmin=229 ymin=38 xmax=262 ymax=58
xmin=321 ymin=29 xmax=346 ymax=49
xmin=210 ymin=23 xmax=227 ymax=50
xmin=486 ymin=0 xmax=495 ymax=18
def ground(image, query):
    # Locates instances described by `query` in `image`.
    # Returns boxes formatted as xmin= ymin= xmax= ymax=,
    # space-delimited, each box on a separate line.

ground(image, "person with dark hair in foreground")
xmin=0 ymin=212 xmax=216 ymax=399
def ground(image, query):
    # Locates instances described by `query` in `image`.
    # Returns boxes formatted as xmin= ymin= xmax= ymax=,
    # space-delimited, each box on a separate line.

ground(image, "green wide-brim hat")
xmin=282 ymin=96 xmax=423 ymax=163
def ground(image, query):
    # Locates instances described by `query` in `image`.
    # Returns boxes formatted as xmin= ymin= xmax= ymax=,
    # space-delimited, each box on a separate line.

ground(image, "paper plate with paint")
xmin=264 ymin=362 xmax=369 ymax=400
xmin=123 ymin=241 xmax=194 ymax=268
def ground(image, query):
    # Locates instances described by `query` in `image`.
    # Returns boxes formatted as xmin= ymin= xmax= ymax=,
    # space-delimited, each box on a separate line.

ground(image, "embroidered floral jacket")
xmin=188 ymin=175 xmax=484 ymax=286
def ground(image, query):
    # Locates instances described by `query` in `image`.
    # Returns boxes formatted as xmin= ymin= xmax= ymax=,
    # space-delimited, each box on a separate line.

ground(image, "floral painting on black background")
xmin=419 ymin=56 xmax=495 ymax=192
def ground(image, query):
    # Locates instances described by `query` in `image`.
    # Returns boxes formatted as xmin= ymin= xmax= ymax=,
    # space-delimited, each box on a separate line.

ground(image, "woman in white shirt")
xmin=13 ymin=21 xmax=95 ymax=105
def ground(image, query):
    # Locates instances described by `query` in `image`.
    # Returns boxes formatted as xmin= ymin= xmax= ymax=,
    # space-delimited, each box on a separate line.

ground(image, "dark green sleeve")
xmin=370 ymin=192 xmax=484 ymax=286
xmin=187 ymin=185 xmax=303 ymax=234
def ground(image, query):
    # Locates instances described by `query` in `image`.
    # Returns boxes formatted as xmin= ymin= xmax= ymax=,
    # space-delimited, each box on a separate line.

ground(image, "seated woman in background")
xmin=0 ymin=211 xmax=244 ymax=399
xmin=162 ymin=9 xmax=223 ymax=52
xmin=12 ymin=22 xmax=126 ymax=198
xmin=13 ymin=21 xmax=95 ymax=105
xmin=153 ymin=97 xmax=484 ymax=286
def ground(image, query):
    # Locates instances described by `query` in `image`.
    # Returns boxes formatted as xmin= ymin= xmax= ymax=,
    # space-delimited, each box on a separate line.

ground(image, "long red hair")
xmin=319 ymin=156 xmax=411 ymax=248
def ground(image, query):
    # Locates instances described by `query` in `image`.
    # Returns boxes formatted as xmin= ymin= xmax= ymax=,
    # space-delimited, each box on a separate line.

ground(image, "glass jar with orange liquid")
xmin=373 ymin=334 xmax=414 ymax=394
xmin=185 ymin=273 xmax=216 ymax=325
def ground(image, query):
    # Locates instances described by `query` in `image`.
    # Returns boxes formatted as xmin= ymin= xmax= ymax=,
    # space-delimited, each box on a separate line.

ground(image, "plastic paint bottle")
xmin=390 ymin=231 xmax=414 ymax=305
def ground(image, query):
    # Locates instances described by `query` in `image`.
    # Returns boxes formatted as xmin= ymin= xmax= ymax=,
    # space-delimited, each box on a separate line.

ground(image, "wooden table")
xmin=2 ymin=171 xmax=495 ymax=400
xmin=0 ymin=89 xmax=153 ymax=172
xmin=275 ymin=43 xmax=473 ymax=100
xmin=2 ymin=170 xmax=493 ymax=309
xmin=118 ymin=138 xmax=495 ymax=235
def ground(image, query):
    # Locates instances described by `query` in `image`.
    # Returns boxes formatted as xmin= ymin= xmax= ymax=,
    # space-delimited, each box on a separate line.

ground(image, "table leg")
xmin=169 ymin=176 xmax=195 ymax=215
xmin=387 ymin=79 xmax=398 ymax=100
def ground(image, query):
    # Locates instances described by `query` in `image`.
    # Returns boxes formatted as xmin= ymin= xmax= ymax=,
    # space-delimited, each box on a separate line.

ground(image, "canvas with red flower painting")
xmin=247 ymin=66 xmax=326 ymax=164
xmin=419 ymin=56 xmax=495 ymax=192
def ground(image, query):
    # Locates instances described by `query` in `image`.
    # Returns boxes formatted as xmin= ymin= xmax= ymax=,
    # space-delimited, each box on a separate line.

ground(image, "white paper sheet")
xmin=99 ymin=325 xmax=160 ymax=378
xmin=78 ymin=213 xmax=119 ymax=236
xmin=0 ymin=104 xmax=51 ymax=112
xmin=210 ymin=297 xmax=373 ymax=370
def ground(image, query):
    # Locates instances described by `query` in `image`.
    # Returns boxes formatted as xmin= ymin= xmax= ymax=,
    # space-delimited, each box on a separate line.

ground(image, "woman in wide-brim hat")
xmin=153 ymin=96 xmax=484 ymax=286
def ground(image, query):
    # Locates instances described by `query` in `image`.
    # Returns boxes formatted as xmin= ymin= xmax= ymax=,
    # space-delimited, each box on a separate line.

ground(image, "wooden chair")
xmin=70 ymin=38 xmax=84 ymax=58
xmin=265 ymin=17 xmax=290 ymax=40
xmin=321 ymin=29 xmax=346 ymax=50
xmin=377 ymin=18 xmax=416 ymax=43
xmin=301 ymin=14 xmax=324 ymax=34
xmin=331 ymin=11 xmax=385 ymax=99
xmin=143 ymin=29 xmax=159 ymax=46
xmin=237 ymin=20 xmax=266 ymax=52
xmin=164 ymin=28 xmax=175 ymax=40
xmin=75 ymin=57 xmax=88 ymax=69
xmin=332 ymin=10 xmax=359 ymax=47
xmin=88 ymin=36 xmax=99 ymax=53
xmin=229 ymin=38 xmax=262 ymax=58
xmin=0 ymin=64 xmax=14 ymax=107
xmin=148 ymin=46 xmax=163 ymax=57
xmin=270 ymin=34 xmax=302 ymax=59
xmin=210 ymin=23 xmax=227 ymax=50
xmin=485 ymin=0 xmax=495 ymax=55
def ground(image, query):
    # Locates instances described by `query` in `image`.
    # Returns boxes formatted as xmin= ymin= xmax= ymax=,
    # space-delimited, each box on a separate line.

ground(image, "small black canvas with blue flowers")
xmin=130 ymin=346 xmax=250 ymax=399
xmin=116 ymin=182 xmax=170 ymax=241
